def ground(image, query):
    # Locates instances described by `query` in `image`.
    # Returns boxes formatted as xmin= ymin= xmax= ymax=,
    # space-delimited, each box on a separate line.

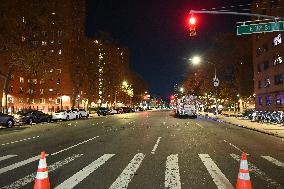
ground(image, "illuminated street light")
xmin=191 ymin=56 xmax=201 ymax=65
xmin=122 ymin=81 xmax=128 ymax=86
xmin=180 ymin=87 xmax=184 ymax=93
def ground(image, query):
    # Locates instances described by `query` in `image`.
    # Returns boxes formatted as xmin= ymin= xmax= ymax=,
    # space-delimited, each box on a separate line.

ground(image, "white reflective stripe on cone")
xmin=38 ymin=159 xmax=47 ymax=169
xmin=240 ymin=160 xmax=248 ymax=170
xmin=36 ymin=171 xmax=49 ymax=179
xmin=238 ymin=172 xmax=250 ymax=181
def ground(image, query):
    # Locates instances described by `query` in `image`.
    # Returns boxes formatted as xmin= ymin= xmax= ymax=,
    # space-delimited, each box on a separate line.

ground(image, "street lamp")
xmin=180 ymin=87 xmax=184 ymax=93
xmin=190 ymin=56 xmax=219 ymax=117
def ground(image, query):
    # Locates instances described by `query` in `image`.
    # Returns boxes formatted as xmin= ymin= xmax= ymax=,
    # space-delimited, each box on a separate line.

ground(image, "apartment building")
xmin=252 ymin=0 xmax=284 ymax=111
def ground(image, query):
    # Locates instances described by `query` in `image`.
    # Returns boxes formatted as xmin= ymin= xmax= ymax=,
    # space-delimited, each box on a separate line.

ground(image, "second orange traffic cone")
xmin=236 ymin=152 xmax=252 ymax=189
xmin=34 ymin=151 xmax=50 ymax=189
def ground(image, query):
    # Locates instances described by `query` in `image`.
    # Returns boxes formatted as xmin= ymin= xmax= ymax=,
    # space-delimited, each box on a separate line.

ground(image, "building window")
xmin=40 ymin=89 xmax=44 ymax=95
xmin=258 ymin=96 xmax=262 ymax=105
xmin=266 ymin=96 xmax=271 ymax=106
xmin=42 ymin=41 xmax=47 ymax=46
xmin=275 ymin=74 xmax=283 ymax=85
xmin=9 ymin=86 xmax=13 ymax=92
xmin=39 ymin=98 xmax=45 ymax=104
xmin=20 ymin=87 xmax=24 ymax=94
xmin=31 ymin=98 xmax=35 ymax=104
xmin=49 ymin=89 xmax=53 ymax=92
xmin=276 ymin=94 xmax=284 ymax=105
xmin=58 ymin=40 xmax=62 ymax=45
xmin=32 ymin=79 xmax=37 ymax=84
xmin=40 ymin=79 xmax=45 ymax=84
xmin=258 ymin=80 xmax=261 ymax=89
xmin=256 ymin=48 xmax=262 ymax=56
xmin=58 ymin=30 xmax=63 ymax=37
xmin=8 ymin=97 xmax=13 ymax=103
xmin=42 ymin=31 xmax=47 ymax=37
xmin=273 ymin=55 xmax=283 ymax=66
xmin=264 ymin=78 xmax=271 ymax=88
xmin=263 ymin=61 xmax=269 ymax=70
xmin=58 ymin=49 xmax=62 ymax=55
xmin=56 ymin=98 xmax=61 ymax=104
xmin=18 ymin=98 xmax=23 ymax=103
xmin=10 ymin=74 xmax=14 ymax=80
xmin=56 ymin=79 xmax=60 ymax=84
xmin=20 ymin=77 xmax=24 ymax=83
xmin=27 ymin=98 xmax=29 ymax=103
xmin=262 ymin=43 xmax=268 ymax=53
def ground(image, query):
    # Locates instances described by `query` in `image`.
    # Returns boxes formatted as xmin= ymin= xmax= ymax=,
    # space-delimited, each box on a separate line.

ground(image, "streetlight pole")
xmin=190 ymin=56 xmax=219 ymax=117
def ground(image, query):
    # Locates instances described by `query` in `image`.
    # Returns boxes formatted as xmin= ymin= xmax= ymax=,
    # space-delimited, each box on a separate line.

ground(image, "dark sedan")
xmin=97 ymin=107 xmax=110 ymax=116
xmin=0 ymin=113 xmax=15 ymax=128
xmin=15 ymin=110 xmax=52 ymax=124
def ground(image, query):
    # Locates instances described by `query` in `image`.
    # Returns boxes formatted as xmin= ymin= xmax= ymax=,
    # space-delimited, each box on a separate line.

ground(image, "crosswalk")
xmin=0 ymin=152 xmax=283 ymax=189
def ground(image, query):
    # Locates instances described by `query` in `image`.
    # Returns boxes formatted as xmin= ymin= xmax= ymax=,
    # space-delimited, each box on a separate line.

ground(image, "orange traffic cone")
xmin=34 ymin=151 xmax=50 ymax=189
xmin=236 ymin=152 xmax=252 ymax=189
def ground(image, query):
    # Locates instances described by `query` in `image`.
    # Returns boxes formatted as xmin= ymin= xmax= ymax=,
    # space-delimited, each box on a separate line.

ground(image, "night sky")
xmin=86 ymin=0 xmax=252 ymax=97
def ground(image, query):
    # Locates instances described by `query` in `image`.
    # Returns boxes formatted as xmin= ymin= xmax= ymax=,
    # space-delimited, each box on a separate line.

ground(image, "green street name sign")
xmin=237 ymin=21 xmax=284 ymax=35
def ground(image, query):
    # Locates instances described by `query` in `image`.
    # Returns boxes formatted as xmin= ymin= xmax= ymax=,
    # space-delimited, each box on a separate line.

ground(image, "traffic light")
xmin=188 ymin=14 xmax=197 ymax=36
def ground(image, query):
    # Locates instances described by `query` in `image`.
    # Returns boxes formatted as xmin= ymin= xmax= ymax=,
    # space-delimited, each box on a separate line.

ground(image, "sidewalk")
xmin=199 ymin=112 xmax=284 ymax=139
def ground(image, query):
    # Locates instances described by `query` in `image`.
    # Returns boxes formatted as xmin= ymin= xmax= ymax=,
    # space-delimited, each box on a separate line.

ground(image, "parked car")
xmin=97 ymin=107 xmax=110 ymax=116
xmin=121 ymin=107 xmax=133 ymax=113
xmin=15 ymin=110 xmax=52 ymax=124
xmin=77 ymin=109 xmax=89 ymax=118
xmin=0 ymin=113 xmax=15 ymax=128
xmin=71 ymin=109 xmax=80 ymax=119
xmin=52 ymin=110 xmax=77 ymax=121
xmin=109 ymin=109 xmax=118 ymax=115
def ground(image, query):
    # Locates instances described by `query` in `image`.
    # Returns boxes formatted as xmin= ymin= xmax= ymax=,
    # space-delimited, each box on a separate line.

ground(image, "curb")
xmin=199 ymin=114 xmax=284 ymax=139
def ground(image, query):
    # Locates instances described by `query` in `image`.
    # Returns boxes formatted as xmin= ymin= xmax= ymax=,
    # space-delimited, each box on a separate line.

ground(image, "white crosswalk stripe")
xmin=55 ymin=154 xmax=114 ymax=189
xmin=109 ymin=153 xmax=145 ymax=189
xmin=199 ymin=154 xmax=234 ymax=189
xmin=261 ymin=156 xmax=284 ymax=167
xmin=0 ymin=155 xmax=17 ymax=162
xmin=0 ymin=152 xmax=283 ymax=188
xmin=231 ymin=153 xmax=282 ymax=189
xmin=165 ymin=154 xmax=181 ymax=189
xmin=0 ymin=154 xmax=83 ymax=189
xmin=0 ymin=154 xmax=45 ymax=175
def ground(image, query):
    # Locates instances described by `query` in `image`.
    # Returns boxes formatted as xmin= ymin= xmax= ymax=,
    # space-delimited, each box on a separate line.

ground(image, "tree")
xmin=0 ymin=0 xmax=52 ymax=113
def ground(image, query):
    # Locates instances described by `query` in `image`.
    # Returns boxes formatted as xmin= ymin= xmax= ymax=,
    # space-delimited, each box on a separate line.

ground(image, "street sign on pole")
xmin=213 ymin=78 xmax=219 ymax=87
xmin=237 ymin=21 xmax=284 ymax=35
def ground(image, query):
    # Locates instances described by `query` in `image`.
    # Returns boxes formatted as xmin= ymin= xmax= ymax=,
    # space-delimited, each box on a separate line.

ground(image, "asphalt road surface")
xmin=0 ymin=110 xmax=283 ymax=189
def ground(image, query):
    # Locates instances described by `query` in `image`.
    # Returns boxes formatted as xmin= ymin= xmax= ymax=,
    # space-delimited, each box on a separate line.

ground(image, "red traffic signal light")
xmin=170 ymin=95 xmax=175 ymax=100
xmin=188 ymin=16 xmax=196 ymax=26
xmin=188 ymin=14 xmax=197 ymax=36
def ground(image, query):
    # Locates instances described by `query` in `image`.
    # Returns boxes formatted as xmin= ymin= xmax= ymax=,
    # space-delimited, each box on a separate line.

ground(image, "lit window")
xmin=31 ymin=99 xmax=35 ymax=104
xmin=40 ymin=98 xmax=45 ymax=104
xmin=8 ymin=97 xmax=13 ymax=103
xmin=40 ymin=89 xmax=44 ymax=95
xmin=276 ymin=94 xmax=284 ymax=105
xmin=266 ymin=96 xmax=271 ymax=106
xmin=50 ymin=69 xmax=53 ymax=73
xmin=50 ymin=41 xmax=54 ymax=44
xmin=273 ymin=34 xmax=281 ymax=46
xmin=20 ymin=77 xmax=24 ymax=83
xmin=33 ymin=79 xmax=37 ymax=84
xmin=19 ymin=98 xmax=23 ymax=103
xmin=52 ymin=12 xmax=56 ymax=15
xmin=27 ymin=98 xmax=29 ymax=103
xmin=56 ymin=79 xmax=60 ymax=84
xmin=10 ymin=74 xmax=14 ymax=80
xmin=56 ymin=98 xmax=61 ymax=104
xmin=49 ymin=89 xmax=53 ymax=92
xmin=264 ymin=78 xmax=271 ymax=88
xmin=50 ymin=49 xmax=54 ymax=53
xmin=58 ymin=49 xmax=62 ymax=55
xmin=273 ymin=55 xmax=283 ymax=66
xmin=42 ymin=41 xmax=47 ymax=46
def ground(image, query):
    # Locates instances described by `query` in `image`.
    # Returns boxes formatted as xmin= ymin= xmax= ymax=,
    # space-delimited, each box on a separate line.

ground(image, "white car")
xmin=77 ymin=109 xmax=89 ymax=118
xmin=52 ymin=110 xmax=78 ymax=121
xmin=109 ymin=109 xmax=118 ymax=115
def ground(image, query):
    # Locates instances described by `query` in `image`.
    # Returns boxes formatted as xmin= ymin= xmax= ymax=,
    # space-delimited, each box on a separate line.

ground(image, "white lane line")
xmin=231 ymin=154 xmax=282 ymax=189
xmin=261 ymin=156 xmax=284 ymax=167
xmin=51 ymin=136 xmax=99 ymax=156
xmin=0 ymin=154 xmax=47 ymax=175
xmin=165 ymin=154 xmax=181 ymax=189
xmin=0 ymin=136 xmax=40 ymax=146
xmin=55 ymin=154 xmax=114 ymax=189
xmin=0 ymin=155 xmax=17 ymax=162
xmin=196 ymin=123 xmax=204 ymax=128
xmin=1 ymin=154 xmax=83 ymax=189
xmin=223 ymin=140 xmax=244 ymax=154
xmin=151 ymin=137 xmax=162 ymax=154
xmin=199 ymin=154 xmax=234 ymax=189
xmin=109 ymin=153 xmax=145 ymax=189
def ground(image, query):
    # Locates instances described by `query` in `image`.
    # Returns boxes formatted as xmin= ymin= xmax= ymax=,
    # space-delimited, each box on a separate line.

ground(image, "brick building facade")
xmin=252 ymin=0 xmax=284 ymax=111
xmin=2 ymin=0 xmax=86 ymax=113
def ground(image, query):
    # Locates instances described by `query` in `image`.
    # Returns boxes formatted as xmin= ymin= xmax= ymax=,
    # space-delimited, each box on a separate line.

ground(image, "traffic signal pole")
xmin=189 ymin=10 xmax=283 ymax=20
